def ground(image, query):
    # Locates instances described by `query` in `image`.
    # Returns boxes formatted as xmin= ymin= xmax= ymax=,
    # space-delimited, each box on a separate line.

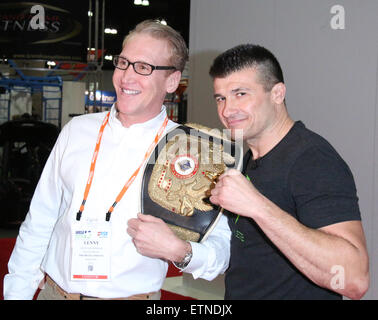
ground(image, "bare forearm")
xmin=210 ymin=170 xmax=369 ymax=299
xmin=251 ymin=197 xmax=369 ymax=299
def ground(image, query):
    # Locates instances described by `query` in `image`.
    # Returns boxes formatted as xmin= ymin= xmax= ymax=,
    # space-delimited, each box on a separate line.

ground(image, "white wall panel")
xmin=188 ymin=0 xmax=378 ymax=299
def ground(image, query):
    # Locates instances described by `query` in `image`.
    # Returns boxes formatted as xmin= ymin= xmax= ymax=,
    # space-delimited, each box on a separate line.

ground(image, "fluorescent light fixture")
xmin=105 ymin=28 xmax=117 ymax=34
xmin=47 ymin=61 xmax=56 ymax=66
xmin=105 ymin=55 xmax=113 ymax=61
xmin=135 ymin=0 xmax=149 ymax=6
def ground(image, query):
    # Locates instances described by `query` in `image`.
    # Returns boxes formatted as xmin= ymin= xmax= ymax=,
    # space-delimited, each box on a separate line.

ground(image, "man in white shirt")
xmin=3 ymin=20 xmax=231 ymax=300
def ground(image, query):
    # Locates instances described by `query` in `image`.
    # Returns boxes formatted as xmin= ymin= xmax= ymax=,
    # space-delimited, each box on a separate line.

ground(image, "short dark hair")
xmin=209 ymin=44 xmax=284 ymax=92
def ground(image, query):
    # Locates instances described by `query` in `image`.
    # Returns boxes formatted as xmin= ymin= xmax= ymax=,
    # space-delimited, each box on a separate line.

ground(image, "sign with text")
xmin=85 ymin=90 xmax=116 ymax=108
xmin=0 ymin=1 xmax=88 ymax=61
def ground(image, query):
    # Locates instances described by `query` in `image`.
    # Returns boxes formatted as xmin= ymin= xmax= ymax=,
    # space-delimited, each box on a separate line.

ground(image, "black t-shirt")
xmin=225 ymin=121 xmax=361 ymax=300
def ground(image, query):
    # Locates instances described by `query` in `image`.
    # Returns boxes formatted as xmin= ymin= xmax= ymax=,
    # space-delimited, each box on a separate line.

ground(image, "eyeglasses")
xmin=113 ymin=55 xmax=176 ymax=76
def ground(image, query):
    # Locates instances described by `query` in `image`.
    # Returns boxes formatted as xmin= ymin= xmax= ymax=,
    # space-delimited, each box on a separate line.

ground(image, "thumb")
xmin=138 ymin=212 xmax=159 ymax=222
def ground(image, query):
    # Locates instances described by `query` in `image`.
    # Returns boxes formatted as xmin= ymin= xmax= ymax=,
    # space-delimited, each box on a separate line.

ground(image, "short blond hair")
xmin=122 ymin=19 xmax=188 ymax=72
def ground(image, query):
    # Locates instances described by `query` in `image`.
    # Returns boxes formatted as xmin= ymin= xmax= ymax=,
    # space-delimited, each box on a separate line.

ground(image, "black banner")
xmin=0 ymin=1 xmax=88 ymax=61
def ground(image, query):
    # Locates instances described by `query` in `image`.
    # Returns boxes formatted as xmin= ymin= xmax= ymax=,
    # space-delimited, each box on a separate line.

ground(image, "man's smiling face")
xmin=112 ymin=33 xmax=179 ymax=127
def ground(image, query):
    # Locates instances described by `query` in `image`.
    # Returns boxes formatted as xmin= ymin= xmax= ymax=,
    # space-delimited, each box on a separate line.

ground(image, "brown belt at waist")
xmin=45 ymin=275 xmax=158 ymax=300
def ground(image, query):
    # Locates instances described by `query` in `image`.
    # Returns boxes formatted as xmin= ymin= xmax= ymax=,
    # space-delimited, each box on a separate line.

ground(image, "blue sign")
xmin=85 ymin=90 xmax=116 ymax=107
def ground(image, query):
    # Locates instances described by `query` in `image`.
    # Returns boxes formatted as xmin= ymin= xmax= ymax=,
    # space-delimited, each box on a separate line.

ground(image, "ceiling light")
xmin=134 ymin=0 xmax=149 ymax=6
xmin=105 ymin=55 xmax=113 ymax=61
xmin=104 ymin=28 xmax=117 ymax=34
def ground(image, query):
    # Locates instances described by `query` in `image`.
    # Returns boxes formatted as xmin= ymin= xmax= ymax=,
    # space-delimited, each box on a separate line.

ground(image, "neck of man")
xmin=115 ymin=104 xmax=162 ymax=128
xmin=246 ymin=108 xmax=294 ymax=160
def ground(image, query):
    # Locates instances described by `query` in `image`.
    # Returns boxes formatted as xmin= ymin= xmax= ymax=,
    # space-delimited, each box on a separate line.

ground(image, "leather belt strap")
xmin=45 ymin=275 xmax=157 ymax=300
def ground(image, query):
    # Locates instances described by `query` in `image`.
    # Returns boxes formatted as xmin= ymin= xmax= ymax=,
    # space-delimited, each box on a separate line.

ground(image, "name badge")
xmin=71 ymin=221 xmax=111 ymax=281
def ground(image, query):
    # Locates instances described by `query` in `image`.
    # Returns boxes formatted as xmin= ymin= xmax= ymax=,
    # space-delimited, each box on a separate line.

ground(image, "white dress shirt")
xmin=3 ymin=105 xmax=231 ymax=299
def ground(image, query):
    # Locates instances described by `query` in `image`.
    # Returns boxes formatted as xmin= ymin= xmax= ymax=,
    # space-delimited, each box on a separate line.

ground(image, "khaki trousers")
xmin=37 ymin=277 xmax=161 ymax=300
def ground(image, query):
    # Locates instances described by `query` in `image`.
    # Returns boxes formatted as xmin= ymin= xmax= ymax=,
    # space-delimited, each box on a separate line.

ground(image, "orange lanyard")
xmin=76 ymin=112 xmax=169 ymax=221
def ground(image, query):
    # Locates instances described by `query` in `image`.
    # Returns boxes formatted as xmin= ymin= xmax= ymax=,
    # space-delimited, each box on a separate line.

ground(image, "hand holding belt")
xmin=141 ymin=124 xmax=243 ymax=242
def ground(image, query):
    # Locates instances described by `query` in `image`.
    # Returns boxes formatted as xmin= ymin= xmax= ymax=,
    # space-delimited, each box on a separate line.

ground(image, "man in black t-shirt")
xmin=208 ymin=44 xmax=369 ymax=299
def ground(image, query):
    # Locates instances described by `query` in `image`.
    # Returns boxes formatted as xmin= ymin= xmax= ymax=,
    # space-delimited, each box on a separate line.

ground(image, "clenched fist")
xmin=209 ymin=169 xmax=268 ymax=219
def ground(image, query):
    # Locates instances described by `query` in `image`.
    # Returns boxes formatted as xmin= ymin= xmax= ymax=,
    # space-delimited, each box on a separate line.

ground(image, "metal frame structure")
xmin=86 ymin=0 xmax=106 ymax=113
xmin=0 ymin=59 xmax=63 ymax=128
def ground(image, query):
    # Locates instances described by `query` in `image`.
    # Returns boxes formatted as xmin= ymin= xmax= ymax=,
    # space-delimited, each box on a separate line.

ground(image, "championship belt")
xmin=141 ymin=124 xmax=243 ymax=243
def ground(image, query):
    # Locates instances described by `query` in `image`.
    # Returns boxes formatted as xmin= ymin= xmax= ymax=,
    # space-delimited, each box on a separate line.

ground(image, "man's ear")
xmin=166 ymin=70 xmax=182 ymax=94
xmin=270 ymin=82 xmax=286 ymax=105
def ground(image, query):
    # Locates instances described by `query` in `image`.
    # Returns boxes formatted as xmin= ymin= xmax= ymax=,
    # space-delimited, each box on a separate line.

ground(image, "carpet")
xmin=0 ymin=238 xmax=195 ymax=300
xmin=0 ymin=238 xmax=16 ymax=300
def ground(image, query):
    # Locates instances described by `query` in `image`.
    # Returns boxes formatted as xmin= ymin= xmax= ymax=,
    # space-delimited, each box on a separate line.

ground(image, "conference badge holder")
xmin=71 ymin=221 xmax=111 ymax=282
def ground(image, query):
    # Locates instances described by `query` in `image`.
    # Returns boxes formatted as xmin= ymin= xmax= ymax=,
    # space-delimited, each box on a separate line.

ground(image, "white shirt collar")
xmin=108 ymin=104 xmax=167 ymax=130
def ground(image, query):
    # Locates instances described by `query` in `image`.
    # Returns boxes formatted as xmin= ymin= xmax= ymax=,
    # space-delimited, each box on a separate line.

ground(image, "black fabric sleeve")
xmin=288 ymin=145 xmax=361 ymax=229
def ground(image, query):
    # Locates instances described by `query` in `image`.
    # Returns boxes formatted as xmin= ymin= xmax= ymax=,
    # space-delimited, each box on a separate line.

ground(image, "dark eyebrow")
xmin=231 ymin=87 xmax=250 ymax=94
xmin=213 ymin=87 xmax=251 ymax=99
